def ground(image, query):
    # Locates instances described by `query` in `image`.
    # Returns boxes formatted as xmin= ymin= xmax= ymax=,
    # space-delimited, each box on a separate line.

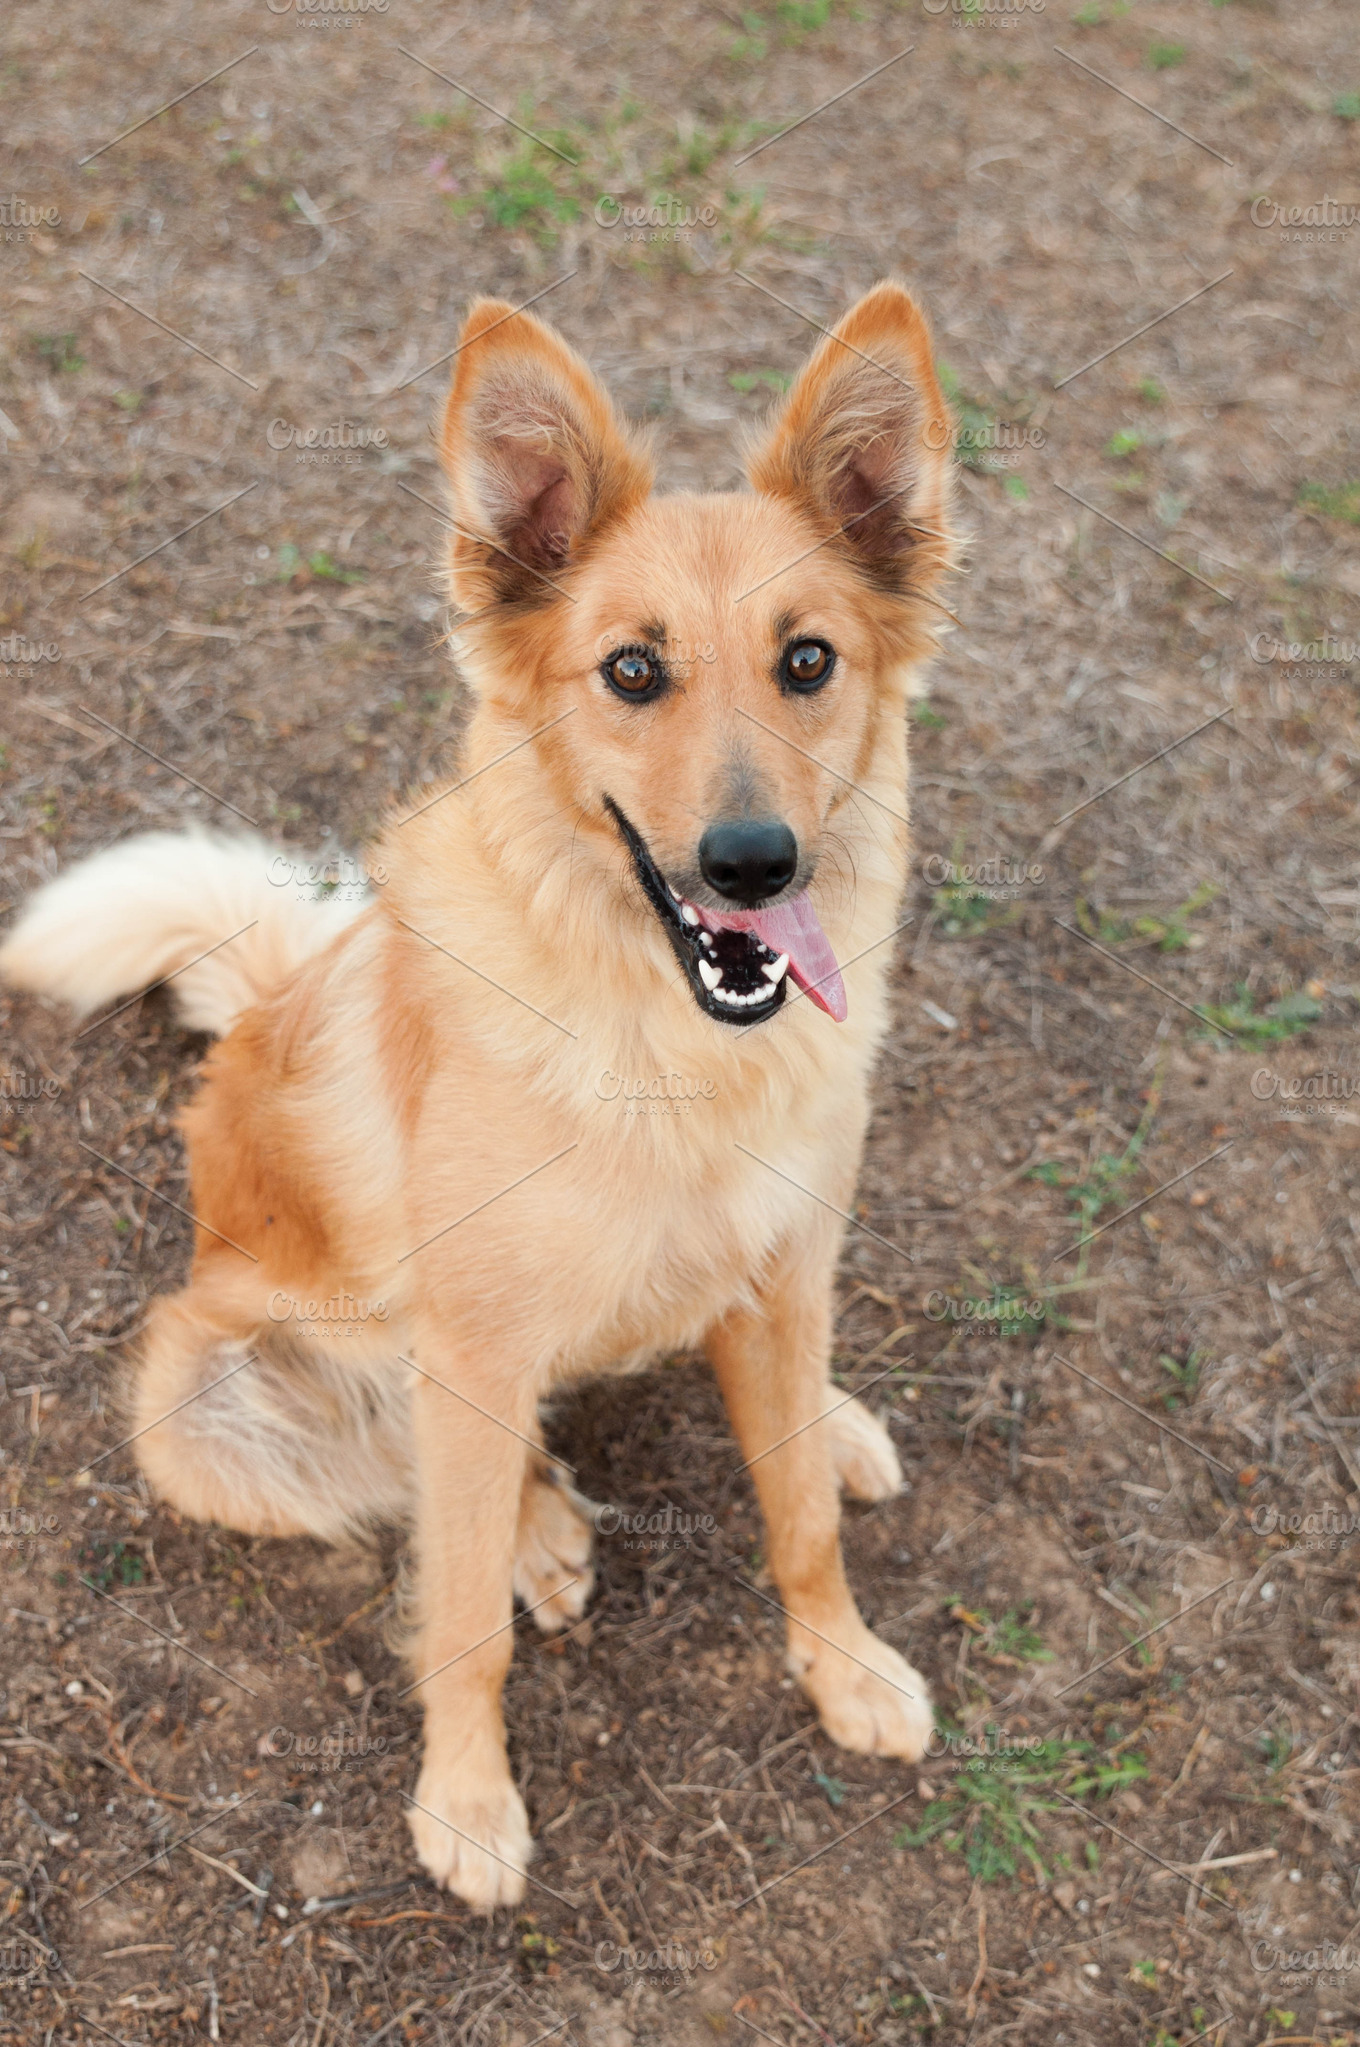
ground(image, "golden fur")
xmin=1 ymin=281 xmax=956 ymax=1910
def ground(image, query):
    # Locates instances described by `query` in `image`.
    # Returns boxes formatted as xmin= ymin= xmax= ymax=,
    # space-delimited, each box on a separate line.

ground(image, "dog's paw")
xmin=407 ymin=1758 xmax=532 ymax=1912
xmin=513 ymin=1469 xmax=596 ymax=1633
xmin=825 ymin=1396 xmax=902 ymax=1503
xmin=790 ymin=1624 xmax=932 ymax=1760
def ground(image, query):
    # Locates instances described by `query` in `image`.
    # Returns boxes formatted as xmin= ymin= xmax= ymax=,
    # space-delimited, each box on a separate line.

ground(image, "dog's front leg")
xmin=708 ymin=1222 xmax=933 ymax=1760
xmin=404 ymin=1352 xmax=539 ymax=1912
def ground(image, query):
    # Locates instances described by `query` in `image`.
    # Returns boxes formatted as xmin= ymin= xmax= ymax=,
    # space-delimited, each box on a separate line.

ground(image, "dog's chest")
xmin=551 ymin=1045 xmax=869 ymax=1368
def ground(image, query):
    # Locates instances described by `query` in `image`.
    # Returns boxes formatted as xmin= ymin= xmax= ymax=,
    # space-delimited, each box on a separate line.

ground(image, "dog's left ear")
xmin=440 ymin=299 xmax=653 ymax=610
xmin=745 ymin=280 xmax=954 ymax=595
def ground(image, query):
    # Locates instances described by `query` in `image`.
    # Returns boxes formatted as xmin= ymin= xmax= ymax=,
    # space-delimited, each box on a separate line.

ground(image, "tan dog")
xmin=2 ymin=280 xmax=956 ymax=1911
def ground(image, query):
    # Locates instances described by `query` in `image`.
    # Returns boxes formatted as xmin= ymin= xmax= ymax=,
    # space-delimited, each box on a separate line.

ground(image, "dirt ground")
xmin=3 ymin=0 xmax=1360 ymax=2041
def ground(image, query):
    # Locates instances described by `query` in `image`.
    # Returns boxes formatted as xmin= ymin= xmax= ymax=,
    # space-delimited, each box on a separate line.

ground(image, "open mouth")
xmin=606 ymin=799 xmax=847 ymax=1028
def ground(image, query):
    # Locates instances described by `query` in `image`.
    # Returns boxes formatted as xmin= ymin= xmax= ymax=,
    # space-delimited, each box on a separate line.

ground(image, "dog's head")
xmin=438 ymin=283 xmax=954 ymax=1028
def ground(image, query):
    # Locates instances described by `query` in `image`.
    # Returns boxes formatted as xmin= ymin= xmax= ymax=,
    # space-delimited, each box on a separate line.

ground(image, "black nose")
xmin=698 ymin=819 xmax=798 ymax=905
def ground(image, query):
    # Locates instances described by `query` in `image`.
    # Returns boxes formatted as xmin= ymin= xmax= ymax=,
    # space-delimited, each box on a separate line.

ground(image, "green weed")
xmin=1028 ymin=1088 xmax=1160 ymax=1276
xmin=933 ymin=878 xmax=996 ymax=937
xmin=274 ymin=545 xmax=364 ymax=586
xmin=896 ymin=1728 xmax=1146 ymax=1883
xmin=33 ymin=332 xmax=85 ymax=374
xmin=1257 ymin=1729 xmax=1293 ymax=1773
xmin=454 ymin=129 xmax=584 ymax=242
xmin=1298 ymin=479 xmax=1360 ymax=525
xmin=988 ymin=1607 xmax=1053 ymax=1662
xmin=81 ymin=1545 xmax=146 ymax=1592
xmin=1195 ymin=984 xmax=1321 ymax=1043
xmin=1156 ymin=1349 xmax=1204 ymax=1410
xmin=727 ymin=0 xmax=840 ymax=57
xmin=936 ymin=363 xmax=997 ymax=472
xmin=1074 ymin=882 xmax=1216 ymax=954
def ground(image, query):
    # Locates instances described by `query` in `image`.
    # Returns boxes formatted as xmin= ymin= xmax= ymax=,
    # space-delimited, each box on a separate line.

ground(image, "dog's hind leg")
xmin=513 ymin=1460 xmax=596 ymax=1633
xmin=132 ymin=1271 xmax=412 ymax=1542
xmin=824 ymin=1395 xmax=903 ymax=1503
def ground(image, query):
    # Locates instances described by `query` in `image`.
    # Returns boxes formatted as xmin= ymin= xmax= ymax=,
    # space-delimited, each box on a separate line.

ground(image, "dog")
xmin=1 ymin=279 xmax=956 ymax=1911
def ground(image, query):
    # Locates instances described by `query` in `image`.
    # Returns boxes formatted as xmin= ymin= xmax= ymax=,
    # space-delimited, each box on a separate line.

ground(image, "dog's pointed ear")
xmin=439 ymin=299 xmax=653 ymax=609
xmin=745 ymin=280 xmax=954 ymax=596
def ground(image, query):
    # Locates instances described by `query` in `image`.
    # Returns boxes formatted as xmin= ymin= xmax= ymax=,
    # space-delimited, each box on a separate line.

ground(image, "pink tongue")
xmin=705 ymin=892 xmax=848 ymax=1022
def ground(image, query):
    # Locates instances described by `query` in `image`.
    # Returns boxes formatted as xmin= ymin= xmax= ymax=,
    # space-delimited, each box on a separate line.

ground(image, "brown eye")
xmin=782 ymin=639 xmax=834 ymax=692
xmin=603 ymin=647 xmax=661 ymax=699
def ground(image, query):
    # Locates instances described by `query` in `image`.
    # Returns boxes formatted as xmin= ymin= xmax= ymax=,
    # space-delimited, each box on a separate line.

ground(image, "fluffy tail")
xmin=0 ymin=829 xmax=367 ymax=1035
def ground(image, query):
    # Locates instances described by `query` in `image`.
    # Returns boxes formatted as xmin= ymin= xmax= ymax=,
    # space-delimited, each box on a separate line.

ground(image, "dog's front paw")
xmin=407 ymin=1757 xmax=532 ymax=1912
xmin=514 ymin=1469 xmax=596 ymax=1633
xmin=790 ymin=1624 xmax=932 ymax=1759
xmin=825 ymin=1396 xmax=902 ymax=1502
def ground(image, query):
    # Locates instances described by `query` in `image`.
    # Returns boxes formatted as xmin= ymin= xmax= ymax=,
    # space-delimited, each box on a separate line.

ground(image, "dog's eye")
xmin=782 ymin=639 xmax=835 ymax=693
xmin=603 ymin=647 xmax=662 ymax=700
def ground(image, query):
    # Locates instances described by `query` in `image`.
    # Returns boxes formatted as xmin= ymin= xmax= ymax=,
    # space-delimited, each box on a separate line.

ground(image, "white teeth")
xmin=681 ymin=903 xmax=700 ymax=926
xmin=762 ymin=953 xmax=789 ymax=983
xmin=667 ymin=881 xmax=680 ymax=901
xmin=698 ymin=959 xmax=722 ymax=991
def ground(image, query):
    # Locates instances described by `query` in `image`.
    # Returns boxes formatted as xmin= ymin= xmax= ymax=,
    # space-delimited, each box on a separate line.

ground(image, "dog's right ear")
xmin=439 ymin=300 xmax=653 ymax=611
